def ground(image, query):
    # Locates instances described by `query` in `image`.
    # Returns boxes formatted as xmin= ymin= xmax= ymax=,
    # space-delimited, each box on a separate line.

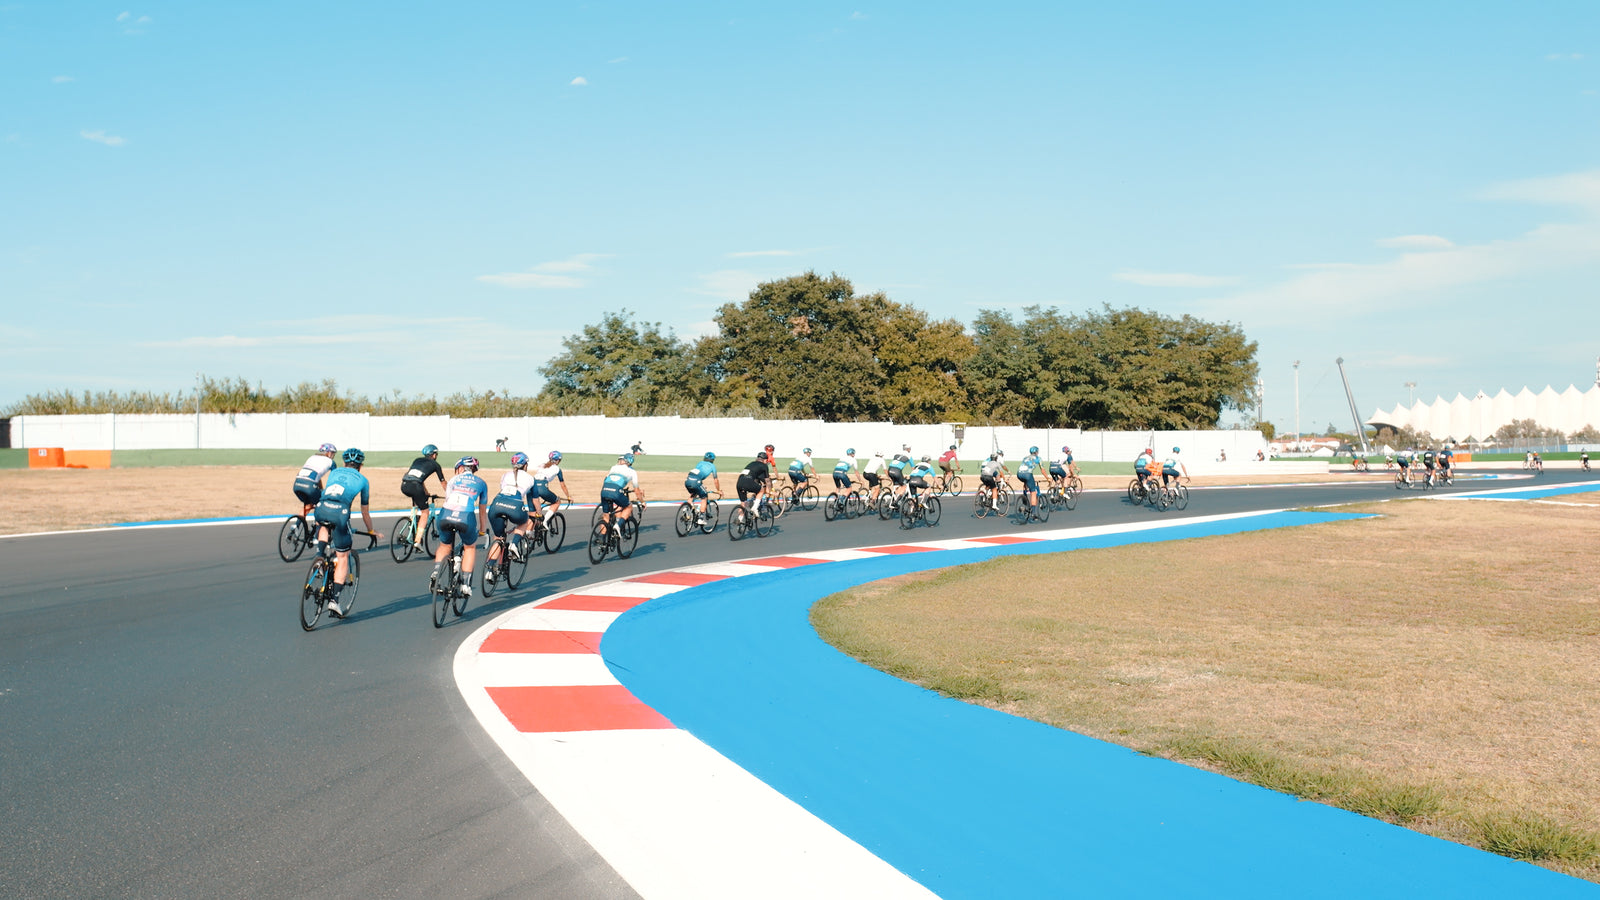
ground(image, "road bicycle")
xmin=1043 ymin=482 xmax=1078 ymax=512
xmin=278 ymin=512 xmax=315 ymax=562
xmin=727 ymin=497 xmax=776 ymax=540
xmin=1393 ymin=469 xmax=1432 ymax=491
xmin=876 ymin=481 xmax=911 ymax=520
xmin=898 ymin=491 xmax=942 ymax=529
xmin=587 ymin=510 xmax=640 ymax=563
xmin=1012 ymin=485 xmax=1051 ymax=524
xmin=1127 ymin=477 xmax=1161 ymax=506
xmin=390 ymin=495 xmax=442 ymax=562
xmin=299 ymin=530 xmax=376 ymax=631
xmin=675 ymin=491 xmax=721 ymax=537
xmin=480 ymin=525 xmax=529 ymax=598
xmin=775 ymin=481 xmax=820 ymax=513
xmin=934 ymin=471 xmax=964 ymax=497
xmin=429 ymin=527 xmax=487 ymax=628
xmin=972 ymin=481 xmax=1012 ymax=518
xmin=1154 ymin=480 xmax=1190 ymax=511
xmin=592 ymin=495 xmax=646 ymax=529
xmin=528 ymin=503 xmax=568 ymax=553
xmin=823 ymin=485 xmax=867 ymax=521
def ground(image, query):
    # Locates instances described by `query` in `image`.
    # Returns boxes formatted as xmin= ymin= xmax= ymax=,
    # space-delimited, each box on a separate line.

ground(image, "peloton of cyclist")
xmin=483 ymin=452 xmax=536 ymax=587
xmin=1162 ymin=446 xmax=1188 ymax=487
xmin=736 ymin=451 xmax=773 ymax=512
xmin=685 ymin=452 xmax=722 ymax=526
xmin=1050 ymin=445 xmax=1076 ymax=490
xmin=862 ymin=451 xmax=887 ymax=504
xmin=292 ymin=442 xmax=338 ymax=517
xmin=598 ymin=453 xmax=644 ymax=534
xmin=1017 ymin=446 xmax=1043 ymax=515
xmin=311 ymin=447 xmax=378 ymax=618
xmin=788 ymin=448 xmax=817 ymax=493
xmin=938 ymin=444 xmax=959 ymax=488
xmin=833 ymin=449 xmax=859 ymax=492
xmin=399 ymin=443 xmax=447 ymax=551
xmin=432 ymin=457 xmax=489 ymax=601
xmin=979 ymin=452 xmax=1009 ymax=510
xmin=530 ymin=451 xmax=574 ymax=519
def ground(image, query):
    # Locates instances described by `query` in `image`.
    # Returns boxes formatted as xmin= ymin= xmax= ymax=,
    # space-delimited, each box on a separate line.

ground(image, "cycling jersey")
xmin=1163 ymin=456 xmax=1180 ymax=473
xmin=293 ymin=454 xmax=335 ymax=504
xmin=736 ymin=459 xmax=770 ymax=501
xmin=1135 ymin=453 xmax=1153 ymax=474
xmin=488 ymin=470 xmax=533 ymax=535
xmin=938 ymin=449 xmax=957 ymax=470
xmin=910 ymin=462 xmax=934 ymax=482
xmin=401 ymin=456 xmax=443 ymax=485
xmin=312 ymin=468 xmax=370 ymax=552
xmin=1017 ymin=455 xmax=1041 ymax=480
xmin=685 ymin=461 xmax=717 ymax=498
xmin=788 ymin=454 xmax=814 ymax=476
xmin=499 ymin=469 xmax=537 ymax=498
xmin=1054 ymin=452 xmax=1073 ymax=468
xmin=863 ymin=455 xmax=887 ymax=475
xmin=440 ymin=472 xmax=488 ymax=522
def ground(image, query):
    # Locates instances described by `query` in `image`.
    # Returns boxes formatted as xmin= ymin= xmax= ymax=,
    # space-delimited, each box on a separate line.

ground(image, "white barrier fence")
xmin=11 ymin=413 xmax=1269 ymax=473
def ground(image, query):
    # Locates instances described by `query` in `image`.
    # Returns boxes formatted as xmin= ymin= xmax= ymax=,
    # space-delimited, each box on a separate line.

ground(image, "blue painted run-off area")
xmin=603 ymin=510 xmax=1596 ymax=899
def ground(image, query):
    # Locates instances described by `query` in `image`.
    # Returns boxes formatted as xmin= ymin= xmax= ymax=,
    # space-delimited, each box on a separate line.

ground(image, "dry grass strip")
xmin=812 ymin=498 xmax=1600 ymax=880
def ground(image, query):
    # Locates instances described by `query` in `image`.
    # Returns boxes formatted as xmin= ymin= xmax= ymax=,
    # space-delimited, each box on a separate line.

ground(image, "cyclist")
xmin=292 ymin=442 xmax=338 ymax=517
xmin=685 ymin=452 xmax=722 ymax=526
xmin=484 ymin=452 xmax=536 ymax=587
xmin=886 ymin=444 xmax=913 ymax=498
xmin=862 ymin=450 xmax=888 ymax=505
xmin=1582 ymin=450 xmax=1591 ymax=471
xmin=1531 ymin=451 xmax=1543 ymax=472
xmin=530 ymin=451 xmax=574 ymax=519
xmin=399 ymin=443 xmax=447 ymax=551
xmin=937 ymin=444 xmax=960 ymax=489
xmin=1017 ymin=446 xmax=1043 ymax=516
xmin=1420 ymin=446 xmax=1437 ymax=485
xmin=630 ymin=440 xmax=647 ymax=456
xmin=1049 ymin=445 xmax=1075 ymax=491
xmin=788 ymin=447 xmax=817 ymax=493
xmin=432 ymin=457 xmax=489 ymax=601
xmin=1437 ymin=445 xmax=1454 ymax=482
xmin=1162 ymin=446 xmax=1188 ymax=488
xmin=598 ymin=453 xmax=645 ymax=536
xmin=979 ymin=453 xmax=1008 ymax=511
xmin=311 ymin=448 xmax=377 ymax=618
xmin=1396 ymin=447 xmax=1414 ymax=484
xmin=736 ymin=451 xmax=772 ymax=513
xmin=908 ymin=456 xmax=935 ymax=503
xmin=1134 ymin=447 xmax=1156 ymax=492
xmin=833 ymin=449 xmax=860 ymax=493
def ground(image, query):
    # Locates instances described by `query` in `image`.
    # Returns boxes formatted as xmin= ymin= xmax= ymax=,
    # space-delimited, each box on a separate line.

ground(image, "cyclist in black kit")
xmin=399 ymin=444 xmax=447 ymax=550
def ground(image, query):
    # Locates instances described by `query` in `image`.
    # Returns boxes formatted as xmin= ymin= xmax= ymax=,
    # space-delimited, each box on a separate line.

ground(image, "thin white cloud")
xmin=80 ymin=130 xmax=126 ymax=147
xmin=850 ymin=11 xmax=868 ymax=19
xmin=691 ymin=269 xmax=766 ymax=303
xmin=52 ymin=75 xmax=74 ymax=83
xmin=477 ymin=253 xmax=609 ymax=289
xmin=570 ymin=76 xmax=588 ymax=86
xmin=727 ymin=249 xmax=800 ymax=259
xmin=1377 ymin=234 xmax=1455 ymax=250
xmin=116 ymin=11 xmax=131 ymax=21
xmin=608 ymin=57 xmax=629 ymax=64
xmin=1546 ymin=52 xmax=1584 ymax=61
xmin=1113 ymin=270 xmax=1242 ymax=288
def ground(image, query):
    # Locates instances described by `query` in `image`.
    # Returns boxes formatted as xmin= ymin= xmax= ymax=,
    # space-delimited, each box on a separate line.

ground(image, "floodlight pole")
xmin=1293 ymin=360 xmax=1300 ymax=450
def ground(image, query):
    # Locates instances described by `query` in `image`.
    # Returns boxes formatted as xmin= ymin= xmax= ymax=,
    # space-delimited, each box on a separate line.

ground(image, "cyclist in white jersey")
xmin=484 ymin=453 xmax=538 ymax=585
xmin=292 ymin=442 xmax=338 ymax=516
xmin=862 ymin=451 xmax=889 ymax=505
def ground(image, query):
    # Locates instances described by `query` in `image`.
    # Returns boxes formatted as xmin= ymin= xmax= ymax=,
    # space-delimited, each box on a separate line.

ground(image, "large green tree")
xmin=536 ymin=310 xmax=694 ymax=414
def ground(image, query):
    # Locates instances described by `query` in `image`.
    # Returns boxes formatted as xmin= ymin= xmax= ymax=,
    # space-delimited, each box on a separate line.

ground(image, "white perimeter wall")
xmin=12 ymin=414 xmax=1268 ymax=474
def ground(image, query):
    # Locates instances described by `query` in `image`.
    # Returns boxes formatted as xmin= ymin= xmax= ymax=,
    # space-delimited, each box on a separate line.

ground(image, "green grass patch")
xmin=0 ymin=448 xmax=29 ymax=469
xmin=1477 ymin=815 xmax=1599 ymax=864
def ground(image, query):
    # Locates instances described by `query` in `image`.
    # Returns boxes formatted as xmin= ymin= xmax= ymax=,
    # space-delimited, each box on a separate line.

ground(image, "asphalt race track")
xmin=0 ymin=471 xmax=1585 ymax=898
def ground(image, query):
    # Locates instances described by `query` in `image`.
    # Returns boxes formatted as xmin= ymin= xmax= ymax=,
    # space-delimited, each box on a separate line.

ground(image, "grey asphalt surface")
xmin=0 ymin=470 xmax=1583 ymax=898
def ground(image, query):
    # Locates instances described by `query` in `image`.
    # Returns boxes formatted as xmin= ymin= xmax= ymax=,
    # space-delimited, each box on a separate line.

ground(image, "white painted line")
xmin=472 ymin=653 xmax=617 ymax=688
xmin=493 ymin=607 xmax=627 ymax=633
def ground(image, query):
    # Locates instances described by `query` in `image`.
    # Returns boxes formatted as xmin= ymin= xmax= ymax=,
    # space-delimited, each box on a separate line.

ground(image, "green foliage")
xmin=1257 ymin=421 xmax=1277 ymax=440
xmin=536 ymin=310 xmax=698 ymax=415
xmin=1570 ymin=424 xmax=1600 ymax=443
xmin=1494 ymin=418 xmax=1565 ymax=442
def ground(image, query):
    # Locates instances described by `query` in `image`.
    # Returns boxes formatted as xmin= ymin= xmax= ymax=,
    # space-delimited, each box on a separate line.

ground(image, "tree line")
xmin=6 ymin=272 xmax=1262 ymax=429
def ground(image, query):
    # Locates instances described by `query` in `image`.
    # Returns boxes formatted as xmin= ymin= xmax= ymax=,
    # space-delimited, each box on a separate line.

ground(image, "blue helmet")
xmin=318 ymin=442 xmax=337 ymax=454
xmin=548 ymin=450 xmax=562 ymax=461
xmin=703 ymin=452 xmax=716 ymax=462
xmin=421 ymin=443 xmax=438 ymax=456
xmin=341 ymin=447 xmax=365 ymax=466
xmin=455 ymin=456 xmax=479 ymax=471
xmin=1172 ymin=446 xmax=1181 ymax=453
xmin=510 ymin=452 xmax=529 ymax=467
xmin=846 ymin=448 xmax=855 ymax=455
xmin=1029 ymin=446 xmax=1039 ymax=454
xmin=622 ymin=453 xmax=635 ymax=465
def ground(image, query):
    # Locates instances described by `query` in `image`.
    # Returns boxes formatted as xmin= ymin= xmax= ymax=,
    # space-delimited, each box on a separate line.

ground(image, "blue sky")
xmin=3 ymin=2 xmax=1598 ymax=434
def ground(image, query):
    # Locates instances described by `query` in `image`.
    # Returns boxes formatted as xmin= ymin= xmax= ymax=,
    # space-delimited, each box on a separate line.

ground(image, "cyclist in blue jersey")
xmin=432 ymin=457 xmax=489 ymax=600
xmin=887 ymin=444 xmax=913 ymax=492
xmin=1162 ymin=447 xmax=1188 ymax=487
xmin=599 ymin=453 xmax=645 ymax=534
xmin=484 ymin=452 xmax=536 ymax=586
xmin=908 ymin=456 xmax=935 ymax=500
xmin=312 ymin=448 xmax=377 ymax=618
xmin=292 ymin=442 xmax=338 ymax=516
xmin=1438 ymin=445 xmax=1455 ymax=481
xmin=685 ymin=452 xmax=721 ymax=526
xmin=833 ymin=449 xmax=859 ymax=492
xmin=1050 ymin=445 xmax=1075 ymax=491
xmin=1135 ymin=447 xmax=1156 ymax=490
xmin=1017 ymin=446 xmax=1043 ymax=516
xmin=788 ymin=448 xmax=817 ymax=493
xmin=530 ymin=450 xmax=574 ymax=520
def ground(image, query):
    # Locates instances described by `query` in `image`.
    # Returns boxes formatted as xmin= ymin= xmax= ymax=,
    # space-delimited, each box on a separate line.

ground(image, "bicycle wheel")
xmin=799 ymin=485 xmax=819 ymax=511
xmin=1033 ymin=494 xmax=1051 ymax=523
xmin=591 ymin=504 xmax=604 ymax=529
xmin=1069 ymin=475 xmax=1083 ymax=494
xmin=544 ymin=512 xmax=566 ymax=553
xmin=506 ymin=537 xmax=528 ymax=589
xmin=632 ymin=499 xmax=646 ymax=525
xmin=451 ymin=558 xmax=470 ymax=617
xmin=824 ymin=493 xmax=841 ymax=521
xmin=390 ymin=517 xmax=415 ymax=563
xmin=898 ymin=496 xmax=916 ymax=529
xmin=1062 ymin=486 xmax=1078 ymax=511
xmin=618 ymin=517 xmax=639 ymax=558
xmin=675 ymin=502 xmax=695 ymax=537
xmin=1155 ymin=487 xmax=1171 ymax=510
xmin=339 ymin=552 xmax=361 ymax=617
xmin=482 ymin=542 xmax=502 ymax=598
xmin=728 ymin=506 xmax=748 ymax=541
xmin=1395 ymin=473 xmax=1405 ymax=490
xmin=947 ymin=475 xmax=963 ymax=496
xmin=1173 ymin=484 xmax=1189 ymax=511
xmin=924 ymin=496 xmax=942 ymax=526
xmin=280 ymin=516 xmax=309 ymax=562
xmin=996 ymin=487 xmax=1012 ymax=515
xmin=430 ymin=566 xmax=451 ymax=628
xmin=587 ymin=521 xmax=610 ymax=563
xmin=974 ymin=491 xmax=989 ymax=518
xmin=299 ymin=557 xmax=329 ymax=631
xmin=847 ymin=491 xmax=865 ymax=519
xmin=701 ymin=500 xmax=719 ymax=534
xmin=754 ymin=504 xmax=775 ymax=538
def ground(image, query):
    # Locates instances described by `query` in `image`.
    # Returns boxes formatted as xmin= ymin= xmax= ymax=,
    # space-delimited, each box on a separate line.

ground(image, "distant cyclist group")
xmin=285 ymin=438 xmax=1189 ymax=630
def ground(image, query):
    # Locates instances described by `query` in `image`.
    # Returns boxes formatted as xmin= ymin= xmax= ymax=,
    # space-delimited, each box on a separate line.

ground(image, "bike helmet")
xmin=1172 ymin=446 xmax=1181 ymax=453
xmin=421 ymin=443 xmax=438 ymax=456
xmin=510 ymin=452 xmax=529 ymax=467
xmin=803 ymin=447 xmax=812 ymax=454
xmin=622 ymin=453 xmax=635 ymax=465
xmin=949 ymin=444 xmax=957 ymax=450
xmin=318 ymin=442 xmax=337 ymax=453
xmin=757 ymin=451 xmax=768 ymax=461
xmin=341 ymin=447 xmax=364 ymax=466
xmin=1029 ymin=446 xmax=1039 ymax=454
xmin=1062 ymin=445 xmax=1071 ymax=453
xmin=548 ymin=450 xmax=562 ymax=461
xmin=703 ymin=452 xmax=716 ymax=462
xmin=921 ymin=455 xmax=931 ymax=462
xmin=846 ymin=448 xmax=856 ymax=455
xmin=455 ymin=456 xmax=479 ymax=471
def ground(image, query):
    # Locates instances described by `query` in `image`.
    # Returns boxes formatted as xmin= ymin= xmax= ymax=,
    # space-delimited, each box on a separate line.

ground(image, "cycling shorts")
xmin=685 ymin=478 xmax=707 ymax=499
xmin=863 ymin=472 xmax=880 ymax=487
xmin=940 ymin=460 xmax=955 ymax=473
xmin=886 ymin=468 xmax=905 ymax=484
xmin=735 ymin=476 xmax=764 ymax=501
xmin=1049 ymin=465 xmax=1066 ymax=478
xmin=400 ymin=479 xmax=431 ymax=509
xmin=293 ymin=479 xmax=322 ymax=506
xmin=908 ymin=476 xmax=929 ymax=490
xmin=599 ymin=489 xmax=630 ymax=514
xmin=312 ymin=501 xmax=353 ymax=552
xmin=981 ymin=474 xmax=997 ymax=487
xmin=1163 ymin=467 xmax=1179 ymax=476
xmin=1019 ymin=472 xmax=1037 ymax=486
xmin=436 ymin=515 xmax=476 ymax=549
xmin=833 ymin=473 xmax=852 ymax=490
xmin=530 ymin=483 xmax=560 ymax=505
xmin=790 ymin=471 xmax=807 ymax=484
xmin=488 ymin=494 xmax=528 ymax=536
